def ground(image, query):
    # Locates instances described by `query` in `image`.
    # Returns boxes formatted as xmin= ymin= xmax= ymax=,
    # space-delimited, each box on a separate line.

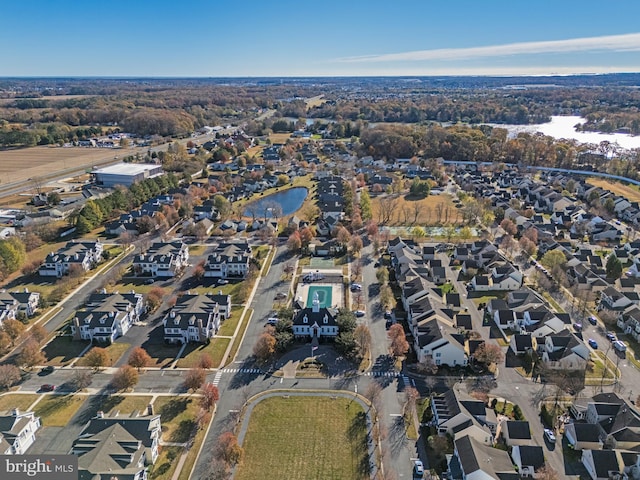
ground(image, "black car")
xmin=588 ymin=316 xmax=598 ymax=325
xmin=40 ymin=366 xmax=55 ymax=375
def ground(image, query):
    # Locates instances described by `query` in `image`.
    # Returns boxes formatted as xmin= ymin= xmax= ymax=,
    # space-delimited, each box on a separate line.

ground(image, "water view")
xmin=490 ymin=116 xmax=640 ymax=150
xmin=243 ymin=187 xmax=308 ymax=218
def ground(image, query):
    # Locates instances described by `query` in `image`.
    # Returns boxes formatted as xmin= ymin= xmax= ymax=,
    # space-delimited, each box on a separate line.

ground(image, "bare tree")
xmin=378 ymin=196 xmax=399 ymax=225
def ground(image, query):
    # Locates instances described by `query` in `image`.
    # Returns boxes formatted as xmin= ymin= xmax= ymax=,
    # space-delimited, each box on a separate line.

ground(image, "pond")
xmin=243 ymin=187 xmax=308 ymax=218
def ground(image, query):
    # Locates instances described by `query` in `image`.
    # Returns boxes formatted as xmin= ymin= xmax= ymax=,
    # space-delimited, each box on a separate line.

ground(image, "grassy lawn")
xmin=107 ymin=280 xmax=155 ymax=295
xmin=35 ymin=395 xmax=86 ymax=427
xmin=188 ymin=280 xmax=244 ymax=302
xmin=176 ymin=338 xmax=231 ymax=368
xmin=588 ymin=354 xmax=617 ymax=382
xmin=0 ymin=394 xmax=40 ymax=412
xmin=371 ymin=193 xmax=461 ymax=227
xmin=587 ymin=178 xmax=640 ymax=203
xmin=268 ymin=133 xmax=292 ymax=144
xmin=43 ymin=336 xmax=90 ymax=366
xmin=144 ymin=343 xmax=180 ymax=368
xmin=153 ymin=397 xmax=199 ymax=444
xmin=91 ymin=395 xmax=154 ymax=416
xmin=470 ymin=295 xmax=497 ymax=307
xmin=224 ymin=309 xmax=253 ymax=367
xmin=542 ymin=292 xmax=565 ymax=313
xmin=218 ymin=310 xmax=243 ymax=337
xmin=76 ymin=342 xmax=130 ymax=367
xmin=188 ymin=245 xmax=206 ymax=256
xmin=176 ymin=427 xmax=207 ymax=480
xmin=235 ymin=396 xmax=369 ymax=480
xmin=149 ymin=446 xmax=182 ymax=480
xmin=262 ymin=248 xmax=276 ymax=276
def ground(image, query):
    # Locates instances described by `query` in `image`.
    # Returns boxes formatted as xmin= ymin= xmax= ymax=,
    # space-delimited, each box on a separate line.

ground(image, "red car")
xmin=40 ymin=384 xmax=55 ymax=392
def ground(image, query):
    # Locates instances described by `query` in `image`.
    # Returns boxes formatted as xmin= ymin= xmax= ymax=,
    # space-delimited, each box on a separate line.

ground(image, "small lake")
xmin=486 ymin=116 xmax=640 ymax=151
xmin=243 ymin=187 xmax=308 ymax=218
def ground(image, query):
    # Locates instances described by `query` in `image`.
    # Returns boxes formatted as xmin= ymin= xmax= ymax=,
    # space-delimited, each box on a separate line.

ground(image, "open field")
xmin=235 ymin=396 xmax=369 ymax=480
xmin=153 ymin=397 xmax=199 ymax=444
xmin=0 ymin=145 xmax=134 ymax=186
xmin=587 ymin=178 xmax=640 ymax=203
xmin=34 ymin=395 xmax=86 ymax=427
xmin=371 ymin=193 xmax=462 ymax=226
xmin=0 ymin=394 xmax=40 ymax=412
xmin=176 ymin=337 xmax=230 ymax=368
xmin=305 ymin=95 xmax=327 ymax=109
xmin=268 ymin=133 xmax=292 ymax=144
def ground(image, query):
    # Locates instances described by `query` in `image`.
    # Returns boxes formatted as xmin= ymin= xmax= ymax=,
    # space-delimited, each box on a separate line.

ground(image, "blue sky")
xmin=2 ymin=0 xmax=640 ymax=77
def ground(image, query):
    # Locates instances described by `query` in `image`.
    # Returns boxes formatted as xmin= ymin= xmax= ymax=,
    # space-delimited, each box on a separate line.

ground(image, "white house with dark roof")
xmin=133 ymin=242 xmax=189 ymax=278
xmin=564 ymin=423 xmax=603 ymax=451
xmin=431 ymin=389 xmax=497 ymax=438
xmin=450 ymin=434 xmax=517 ymax=480
xmin=72 ymin=410 xmax=161 ymax=480
xmin=71 ymin=292 xmax=144 ymax=343
xmin=498 ymin=420 xmax=531 ymax=447
xmin=162 ymin=294 xmax=223 ymax=344
xmin=414 ymin=318 xmax=467 ymax=366
xmin=0 ymin=409 xmax=41 ymax=455
xmin=204 ymin=242 xmax=252 ymax=279
xmin=510 ymin=445 xmax=545 ymax=478
xmin=39 ymin=240 xmax=103 ymax=277
xmin=541 ymin=329 xmax=590 ymax=371
xmin=292 ymin=292 xmax=338 ymax=339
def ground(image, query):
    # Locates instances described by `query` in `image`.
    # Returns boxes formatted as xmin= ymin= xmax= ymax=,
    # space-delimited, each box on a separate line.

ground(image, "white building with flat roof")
xmin=93 ymin=163 xmax=163 ymax=187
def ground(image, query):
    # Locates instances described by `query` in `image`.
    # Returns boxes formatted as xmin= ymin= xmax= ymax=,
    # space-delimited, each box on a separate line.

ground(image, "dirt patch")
xmin=587 ymin=178 xmax=640 ymax=203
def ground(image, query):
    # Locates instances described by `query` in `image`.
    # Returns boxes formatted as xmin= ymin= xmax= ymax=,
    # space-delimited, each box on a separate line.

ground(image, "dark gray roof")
xmin=505 ymin=421 xmax=531 ymax=440
xmin=514 ymin=445 xmax=544 ymax=469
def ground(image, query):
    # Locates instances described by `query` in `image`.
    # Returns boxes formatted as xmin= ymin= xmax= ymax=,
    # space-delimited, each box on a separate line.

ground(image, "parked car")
xmin=588 ymin=316 xmax=598 ymax=325
xmin=573 ymin=323 xmax=582 ymax=332
xmin=275 ymin=292 xmax=287 ymax=300
xmin=606 ymin=331 xmax=617 ymax=341
xmin=354 ymin=310 xmax=366 ymax=317
xmin=414 ymin=460 xmax=424 ymax=476
xmin=266 ymin=317 xmax=278 ymax=326
xmin=40 ymin=384 xmax=56 ymax=392
xmin=588 ymin=338 xmax=598 ymax=349
xmin=613 ymin=340 xmax=627 ymax=353
xmin=144 ymin=278 xmax=155 ymax=285
xmin=544 ymin=428 xmax=556 ymax=443
xmin=217 ymin=279 xmax=229 ymax=285
xmin=40 ymin=366 xmax=55 ymax=375
xmin=384 ymin=311 xmax=392 ymax=319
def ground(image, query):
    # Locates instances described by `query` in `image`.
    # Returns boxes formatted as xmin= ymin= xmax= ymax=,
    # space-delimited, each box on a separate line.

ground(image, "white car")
xmin=414 ymin=460 xmax=424 ymax=476
xmin=544 ymin=428 xmax=556 ymax=443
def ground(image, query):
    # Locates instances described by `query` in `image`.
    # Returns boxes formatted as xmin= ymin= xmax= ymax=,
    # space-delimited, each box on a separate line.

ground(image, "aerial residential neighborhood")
xmin=3 ymin=5 xmax=640 ymax=475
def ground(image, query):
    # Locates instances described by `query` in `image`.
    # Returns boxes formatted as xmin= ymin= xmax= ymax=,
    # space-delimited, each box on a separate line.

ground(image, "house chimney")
xmin=147 ymin=404 xmax=154 ymax=416
xmin=12 ymin=408 xmax=19 ymax=416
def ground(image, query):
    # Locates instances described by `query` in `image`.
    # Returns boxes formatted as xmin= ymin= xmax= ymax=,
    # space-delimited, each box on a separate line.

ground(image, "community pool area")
xmin=306 ymin=285 xmax=333 ymax=308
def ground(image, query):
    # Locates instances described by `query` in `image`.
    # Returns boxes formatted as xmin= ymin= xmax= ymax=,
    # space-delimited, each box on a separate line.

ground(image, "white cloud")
xmin=339 ymin=33 xmax=640 ymax=63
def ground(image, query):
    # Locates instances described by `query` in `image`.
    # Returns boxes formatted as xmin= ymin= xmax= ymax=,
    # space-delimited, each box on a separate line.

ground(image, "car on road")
xmin=573 ymin=323 xmax=582 ymax=332
xmin=588 ymin=338 xmax=598 ymax=349
xmin=384 ymin=310 xmax=392 ymax=319
xmin=413 ymin=460 xmax=424 ymax=476
xmin=354 ymin=310 xmax=366 ymax=317
xmin=606 ymin=331 xmax=617 ymax=341
xmin=544 ymin=428 xmax=556 ymax=443
xmin=275 ymin=292 xmax=287 ymax=300
xmin=266 ymin=318 xmax=278 ymax=326
xmin=40 ymin=366 xmax=55 ymax=375
xmin=217 ymin=279 xmax=229 ymax=285
xmin=350 ymin=283 xmax=362 ymax=292
xmin=40 ymin=384 xmax=56 ymax=392
xmin=614 ymin=340 xmax=627 ymax=352
xmin=374 ymin=261 xmax=381 ymax=268
xmin=588 ymin=316 xmax=598 ymax=325
xmin=144 ymin=278 xmax=155 ymax=285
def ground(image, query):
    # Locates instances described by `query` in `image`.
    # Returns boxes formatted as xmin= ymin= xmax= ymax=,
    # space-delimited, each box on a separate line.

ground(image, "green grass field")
xmin=235 ymin=396 xmax=370 ymax=480
xmin=176 ymin=337 xmax=231 ymax=368
xmin=0 ymin=394 xmax=40 ymax=412
xmin=34 ymin=395 xmax=86 ymax=427
xmin=153 ymin=397 xmax=199 ymax=444
xmin=43 ymin=336 xmax=90 ymax=366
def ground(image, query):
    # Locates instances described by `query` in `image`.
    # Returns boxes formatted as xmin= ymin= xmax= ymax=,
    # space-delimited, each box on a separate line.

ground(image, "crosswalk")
xmin=211 ymin=371 xmax=223 ymax=387
xmin=220 ymin=368 xmax=263 ymax=374
xmin=364 ymin=371 xmax=399 ymax=377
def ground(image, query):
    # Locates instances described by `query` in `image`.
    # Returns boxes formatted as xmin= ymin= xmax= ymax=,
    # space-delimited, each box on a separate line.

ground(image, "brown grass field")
xmin=0 ymin=95 xmax=95 ymax=105
xmin=371 ymin=193 xmax=462 ymax=226
xmin=305 ymin=95 xmax=327 ymax=109
xmin=0 ymin=145 xmax=148 ymax=187
xmin=268 ymin=133 xmax=292 ymax=144
xmin=587 ymin=178 xmax=640 ymax=203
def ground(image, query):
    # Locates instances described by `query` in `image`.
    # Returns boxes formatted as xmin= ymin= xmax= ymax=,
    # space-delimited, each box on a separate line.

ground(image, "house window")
xmin=435 ymin=353 xmax=441 ymax=357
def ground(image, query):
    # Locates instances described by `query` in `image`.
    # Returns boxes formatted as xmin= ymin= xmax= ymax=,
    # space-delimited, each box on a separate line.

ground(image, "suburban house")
xmin=449 ymin=434 xmax=518 ymax=480
xmin=414 ymin=318 xmax=467 ymax=367
xmin=291 ymin=292 xmax=338 ymax=339
xmin=431 ymin=389 xmax=496 ymax=439
xmin=39 ymin=240 xmax=103 ymax=277
xmin=541 ymin=329 xmax=590 ymax=370
xmin=133 ymin=242 xmax=189 ymax=278
xmin=583 ymin=393 xmax=640 ymax=450
xmin=72 ymin=410 xmax=161 ymax=480
xmin=0 ymin=289 xmax=41 ymax=326
xmin=71 ymin=292 xmax=145 ymax=344
xmin=564 ymin=423 xmax=603 ymax=451
xmin=510 ymin=445 xmax=545 ymax=478
xmin=599 ymin=286 xmax=634 ymax=311
xmin=581 ymin=448 xmax=640 ymax=480
xmin=163 ymin=293 xmax=224 ymax=344
xmin=0 ymin=409 xmax=41 ymax=455
xmin=204 ymin=242 xmax=252 ymax=279
xmin=498 ymin=419 xmax=531 ymax=447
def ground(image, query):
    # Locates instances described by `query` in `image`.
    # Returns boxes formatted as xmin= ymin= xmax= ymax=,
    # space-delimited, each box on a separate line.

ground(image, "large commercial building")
xmin=92 ymin=163 xmax=163 ymax=187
